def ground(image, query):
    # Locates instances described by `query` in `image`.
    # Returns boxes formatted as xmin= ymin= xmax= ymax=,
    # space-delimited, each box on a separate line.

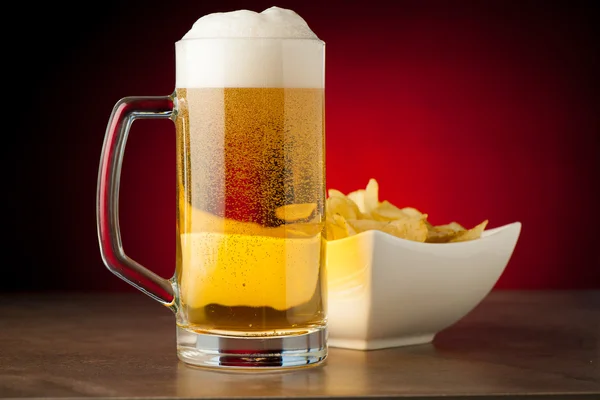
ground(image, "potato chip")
xmin=275 ymin=203 xmax=317 ymax=222
xmin=347 ymin=189 xmax=366 ymax=213
xmin=442 ymin=221 xmax=466 ymax=231
xmin=326 ymin=214 xmax=356 ymax=240
xmin=327 ymin=194 xmax=361 ymax=220
xmin=400 ymin=207 xmax=426 ymax=219
xmin=346 ymin=217 xmax=428 ymax=242
xmin=328 ymin=189 xmax=347 ymax=198
xmin=383 ymin=218 xmax=428 ymax=242
xmin=426 ymin=221 xmax=465 ymax=243
xmin=364 ymin=178 xmax=380 ymax=214
xmin=371 ymin=201 xmax=428 ymax=222
xmin=346 ymin=218 xmax=388 ymax=233
xmin=448 ymin=220 xmax=488 ymax=242
xmin=325 ymin=178 xmax=489 ymax=244
xmin=370 ymin=201 xmax=405 ymax=221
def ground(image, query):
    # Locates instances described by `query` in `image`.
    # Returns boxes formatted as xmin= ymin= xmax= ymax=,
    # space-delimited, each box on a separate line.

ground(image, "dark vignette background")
xmin=8 ymin=0 xmax=599 ymax=294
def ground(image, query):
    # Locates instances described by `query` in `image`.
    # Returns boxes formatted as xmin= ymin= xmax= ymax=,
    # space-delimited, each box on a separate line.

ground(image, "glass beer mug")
xmin=96 ymin=7 xmax=327 ymax=369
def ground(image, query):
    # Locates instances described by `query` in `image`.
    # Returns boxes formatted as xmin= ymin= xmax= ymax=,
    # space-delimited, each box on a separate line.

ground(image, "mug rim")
xmin=176 ymin=37 xmax=325 ymax=44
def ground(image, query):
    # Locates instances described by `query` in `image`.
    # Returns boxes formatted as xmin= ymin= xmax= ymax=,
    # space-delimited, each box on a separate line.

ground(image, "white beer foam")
xmin=176 ymin=7 xmax=324 ymax=88
xmin=181 ymin=7 xmax=318 ymax=40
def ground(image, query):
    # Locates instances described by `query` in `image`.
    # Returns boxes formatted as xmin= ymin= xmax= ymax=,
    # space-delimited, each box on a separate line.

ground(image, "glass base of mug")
xmin=176 ymin=326 xmax=327 ymax=369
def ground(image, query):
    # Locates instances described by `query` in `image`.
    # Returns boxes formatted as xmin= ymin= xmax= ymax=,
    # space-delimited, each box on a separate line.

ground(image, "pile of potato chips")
xmin=326 ymin=179 xmax=488 ymax=243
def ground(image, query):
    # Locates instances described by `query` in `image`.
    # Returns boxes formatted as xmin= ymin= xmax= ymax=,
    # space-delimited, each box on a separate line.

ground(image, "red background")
xmin=9 ymin=0 xmax=599 ymax=293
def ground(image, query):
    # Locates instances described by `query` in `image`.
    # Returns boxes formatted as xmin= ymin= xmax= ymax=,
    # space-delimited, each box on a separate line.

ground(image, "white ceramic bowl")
xmin=325 ymin=221 xmax=522 ymax=350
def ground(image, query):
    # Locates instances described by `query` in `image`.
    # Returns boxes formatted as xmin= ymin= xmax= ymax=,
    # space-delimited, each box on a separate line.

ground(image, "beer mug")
xmin=96 ymin=8 xmax=327 ymax=369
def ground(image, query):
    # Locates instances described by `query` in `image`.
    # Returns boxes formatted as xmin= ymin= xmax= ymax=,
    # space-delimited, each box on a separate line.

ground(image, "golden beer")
xmin=175 ymin=87 xmax=326 ymax=335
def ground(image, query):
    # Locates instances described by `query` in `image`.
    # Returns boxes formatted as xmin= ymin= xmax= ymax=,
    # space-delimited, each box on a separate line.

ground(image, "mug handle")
xmin=97 ymin=95 xmax=175 ymax=308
